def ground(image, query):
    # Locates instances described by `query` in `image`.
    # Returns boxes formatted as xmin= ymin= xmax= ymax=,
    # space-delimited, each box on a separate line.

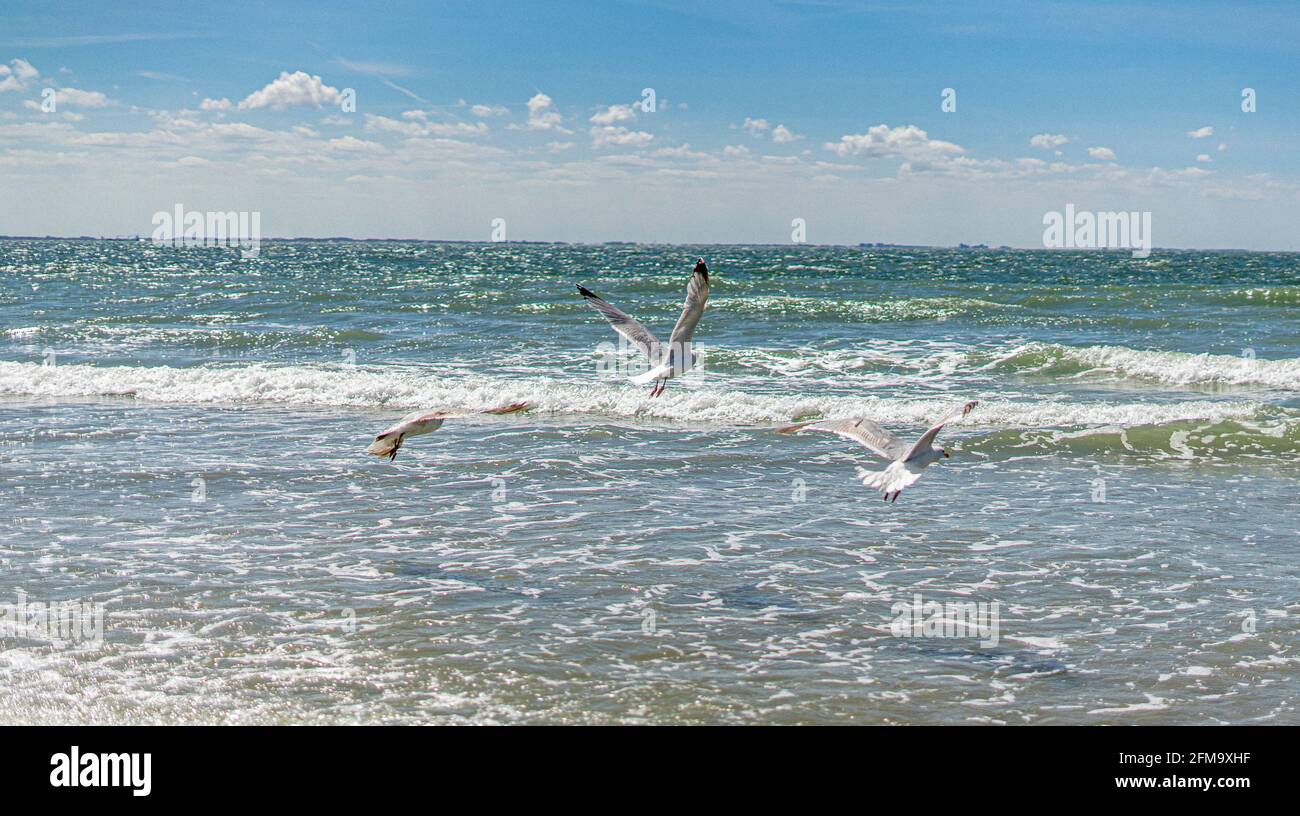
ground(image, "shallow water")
xmin=1 ymin=241 xmax=1297 ymax=724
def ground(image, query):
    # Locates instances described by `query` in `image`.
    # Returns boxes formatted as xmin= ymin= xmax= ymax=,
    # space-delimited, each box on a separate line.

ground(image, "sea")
xmin=1 ymin=239 xmax=1297 ymax=724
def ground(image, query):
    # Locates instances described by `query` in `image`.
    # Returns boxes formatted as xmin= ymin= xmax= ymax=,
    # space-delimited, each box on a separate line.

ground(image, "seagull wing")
xmin=367 ymin=403 xmax=530 ymax=459
xmin=777 ymin=416 xmax=909 ymax=461
xmin=668 ymin=259 xmax=710 ymax=347
xmin=905 ymin=400 xmax=979 ymax=460
xmin=576 ymin=284 xmax=662 ymax=360
xmin=411 ymin=401 xmax=530 ymax=423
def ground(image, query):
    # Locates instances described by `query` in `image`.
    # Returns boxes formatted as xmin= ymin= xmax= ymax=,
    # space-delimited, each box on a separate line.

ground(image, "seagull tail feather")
xmin=367 ymin=433 xmax=399 ymax=457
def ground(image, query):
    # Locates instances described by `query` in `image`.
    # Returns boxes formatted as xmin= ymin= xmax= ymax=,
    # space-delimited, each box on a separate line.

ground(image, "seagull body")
xmin=778 ymin=401 xmax=978 ymax=502
xmin=366 ymin=402 xmax=530 ymax=461
xmin=577 ymin=259 xmax=709 ymax=397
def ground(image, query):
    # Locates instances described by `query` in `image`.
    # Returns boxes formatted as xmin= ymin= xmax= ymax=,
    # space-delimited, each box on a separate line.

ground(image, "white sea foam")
xmin=0 ymin=360 xmax=1272 ymax=428
xmin=991 ymin=342 xmax=1300 ymax=390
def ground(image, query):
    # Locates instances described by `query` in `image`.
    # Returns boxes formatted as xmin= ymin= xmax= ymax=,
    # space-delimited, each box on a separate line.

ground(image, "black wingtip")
xmin=693 ymin=258 xmax=708 ymax=279
xmin=576 ymin=284 xmax=597 ymax=298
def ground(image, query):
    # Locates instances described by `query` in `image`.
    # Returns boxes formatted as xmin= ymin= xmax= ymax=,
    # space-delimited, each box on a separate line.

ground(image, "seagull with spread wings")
xmin=777 ymin=401 xmax=978 ymax=503
xmin=366 ymin=402 xmax=530 ymax=461
xmin=576 ymin=258 xmax=709 ymax=397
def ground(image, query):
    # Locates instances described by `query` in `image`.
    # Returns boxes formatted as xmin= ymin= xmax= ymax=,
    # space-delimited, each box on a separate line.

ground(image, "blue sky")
xmin=2 ymin=1 xmax=1298 ymax=247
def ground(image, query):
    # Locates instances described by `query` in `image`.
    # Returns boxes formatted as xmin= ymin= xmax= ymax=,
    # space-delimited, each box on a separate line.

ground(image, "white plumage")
xmin=366 ymin=402 xmax=530 ymax=461
xmin=778 ymin=401 xmax=978 ymax=502
xmin=576 ymin=258 xmax=710 ymax=397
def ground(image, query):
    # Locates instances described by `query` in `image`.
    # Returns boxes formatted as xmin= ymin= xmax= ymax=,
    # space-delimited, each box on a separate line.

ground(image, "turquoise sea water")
xmin=1 ymin=240 xmax=1297 ymax=724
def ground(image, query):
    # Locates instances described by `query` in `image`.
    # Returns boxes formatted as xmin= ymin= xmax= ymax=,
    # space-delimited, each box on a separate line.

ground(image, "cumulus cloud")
xmin=55 ymin=87 xmax=110 ymax=108
xmin=590 ymin=125 xmax=653 ymax=149
xmin=771 ymin=124 xmax=801 ymax=143
xmin=590 ymin=104 xmax=636 ymax=125
xmin=238 ymin=71 xmax=343 ymax=110
xmin=1196 ymin=154 xmax=1211 ymax=163
xmin=740 ymin=117 xmax=770 ymax=136
xmin=0 ymin=58 xmax=40 ymax=93
xmin=364 ymin=113 xmax=487 ymax=138
xmin=1087 ymin=146 xmax=1117 ymax=161
xmin=469 ymin=103 xmax=507 ymax=117
xmin=824 ymin=124 xmax=964 ymax=161
xmin=327 ymin=135 xmax=384 ymax=153
xmin=1187 ymin=126 xmax=1214 ymax=139
xmin=1030 ymin=133 xmax=1069 ymax=150
xmin=722 ymin=144 xmax=751 ymax=158
xmin=511 ymin=92 xmax=569 ymax=132
xmin=200 ymin=97 xmax=232 ymax=111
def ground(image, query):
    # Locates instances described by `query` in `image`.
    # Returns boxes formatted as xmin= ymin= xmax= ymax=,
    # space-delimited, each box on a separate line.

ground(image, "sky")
xmin=1 ymin=0 xmax=1298 ymax=248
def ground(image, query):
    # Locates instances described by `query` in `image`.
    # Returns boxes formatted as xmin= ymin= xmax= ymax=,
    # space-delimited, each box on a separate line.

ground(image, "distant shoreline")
xmin=0 ymin=236 xmax=1274 ymax=253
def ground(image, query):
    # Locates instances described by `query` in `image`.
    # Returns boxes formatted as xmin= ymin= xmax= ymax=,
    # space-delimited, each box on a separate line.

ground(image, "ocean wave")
xmin=984 ymin=342 xmax=1300 ymax=390
xmin=0 ymin=360 xmax=1275 ymax=428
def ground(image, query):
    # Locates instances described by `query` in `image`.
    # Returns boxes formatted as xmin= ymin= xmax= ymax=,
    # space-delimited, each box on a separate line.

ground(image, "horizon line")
xmin=0 ymin=236 xmax=1283 ymax=253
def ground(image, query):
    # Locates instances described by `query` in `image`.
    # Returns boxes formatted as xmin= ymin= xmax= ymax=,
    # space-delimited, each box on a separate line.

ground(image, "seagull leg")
xmin=891 ymin=491 xmax=900 ymax=504
xmin=388 ymin=435 xmax=402 ymax=462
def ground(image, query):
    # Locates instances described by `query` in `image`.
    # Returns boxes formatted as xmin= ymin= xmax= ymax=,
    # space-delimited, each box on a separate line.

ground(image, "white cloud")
xmin=0 ymin=58 xmax=40 ymax=93
xmin=1030 ymin=133 xmax=1069 ymax=150
xmin=740 ymin=117 xmax=770 ymax=136
xmin=200 ymin=97 xmax=232 ymax=111
xmin=55 ymin=87 xmax=110 ymax=108
xmin=590 ymin=104 xmax=636 ymax=125
xmin=364 ymin=114 xmax=487 ymax=138
xmin=470 ymin=103 xmax=507 ymax=118
xmin=771 ymin=124 xmax=801 ymax=143
xmin=1088 ymin=146 xmax=1117 ymax=161
xmin=723 ymin=144 xmax=751 ymax=158
xmin=327 ymin=135 xmax=384 ymax=153
xmin=825 ymin=124 xmax=964 ymax=161
xmin=1196 ymin=154 xmax=1211 ymax=163
xmin=238 ymin=71 xmax=343 ymax=110
xmin=1187 ymin=126 xmax=1214 ymax=139
xmin=1218 ymin=143 xmax=1228 ymax=152
xmin=513 ymin=92 xmax=568 ymax=132
xmin=590 ymin=125 xmax=653 ymax=149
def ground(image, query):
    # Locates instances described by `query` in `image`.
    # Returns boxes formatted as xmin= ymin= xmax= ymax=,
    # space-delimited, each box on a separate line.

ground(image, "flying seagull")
xmin=777 ymin=401 xmax=978 ymax=502
xmin=366 ymin=402 xmax=530 ymax=461
xmin=576 ymin=258 xmax=709 ymax=397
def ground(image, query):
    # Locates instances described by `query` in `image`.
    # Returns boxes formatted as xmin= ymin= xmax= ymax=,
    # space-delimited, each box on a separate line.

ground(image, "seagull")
xmin=777 ymin=401 xmax=978 ymax=503
xmin=366 ymin=402 xmax=530 ymax=461
xmin=576 ymin=258 xmax=709 ymax=397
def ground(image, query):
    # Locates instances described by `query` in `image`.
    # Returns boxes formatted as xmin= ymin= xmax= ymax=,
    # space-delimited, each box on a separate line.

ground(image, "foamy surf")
xmin=986 ymin=342 xmax=1300 ymax=390
xmin=0 ymin=360 xmax=1277 ymax=429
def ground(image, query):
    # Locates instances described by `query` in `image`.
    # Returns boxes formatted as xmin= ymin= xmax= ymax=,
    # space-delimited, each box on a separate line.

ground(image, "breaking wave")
xmin=984 ymin=342 xmax=1300 ymax=390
